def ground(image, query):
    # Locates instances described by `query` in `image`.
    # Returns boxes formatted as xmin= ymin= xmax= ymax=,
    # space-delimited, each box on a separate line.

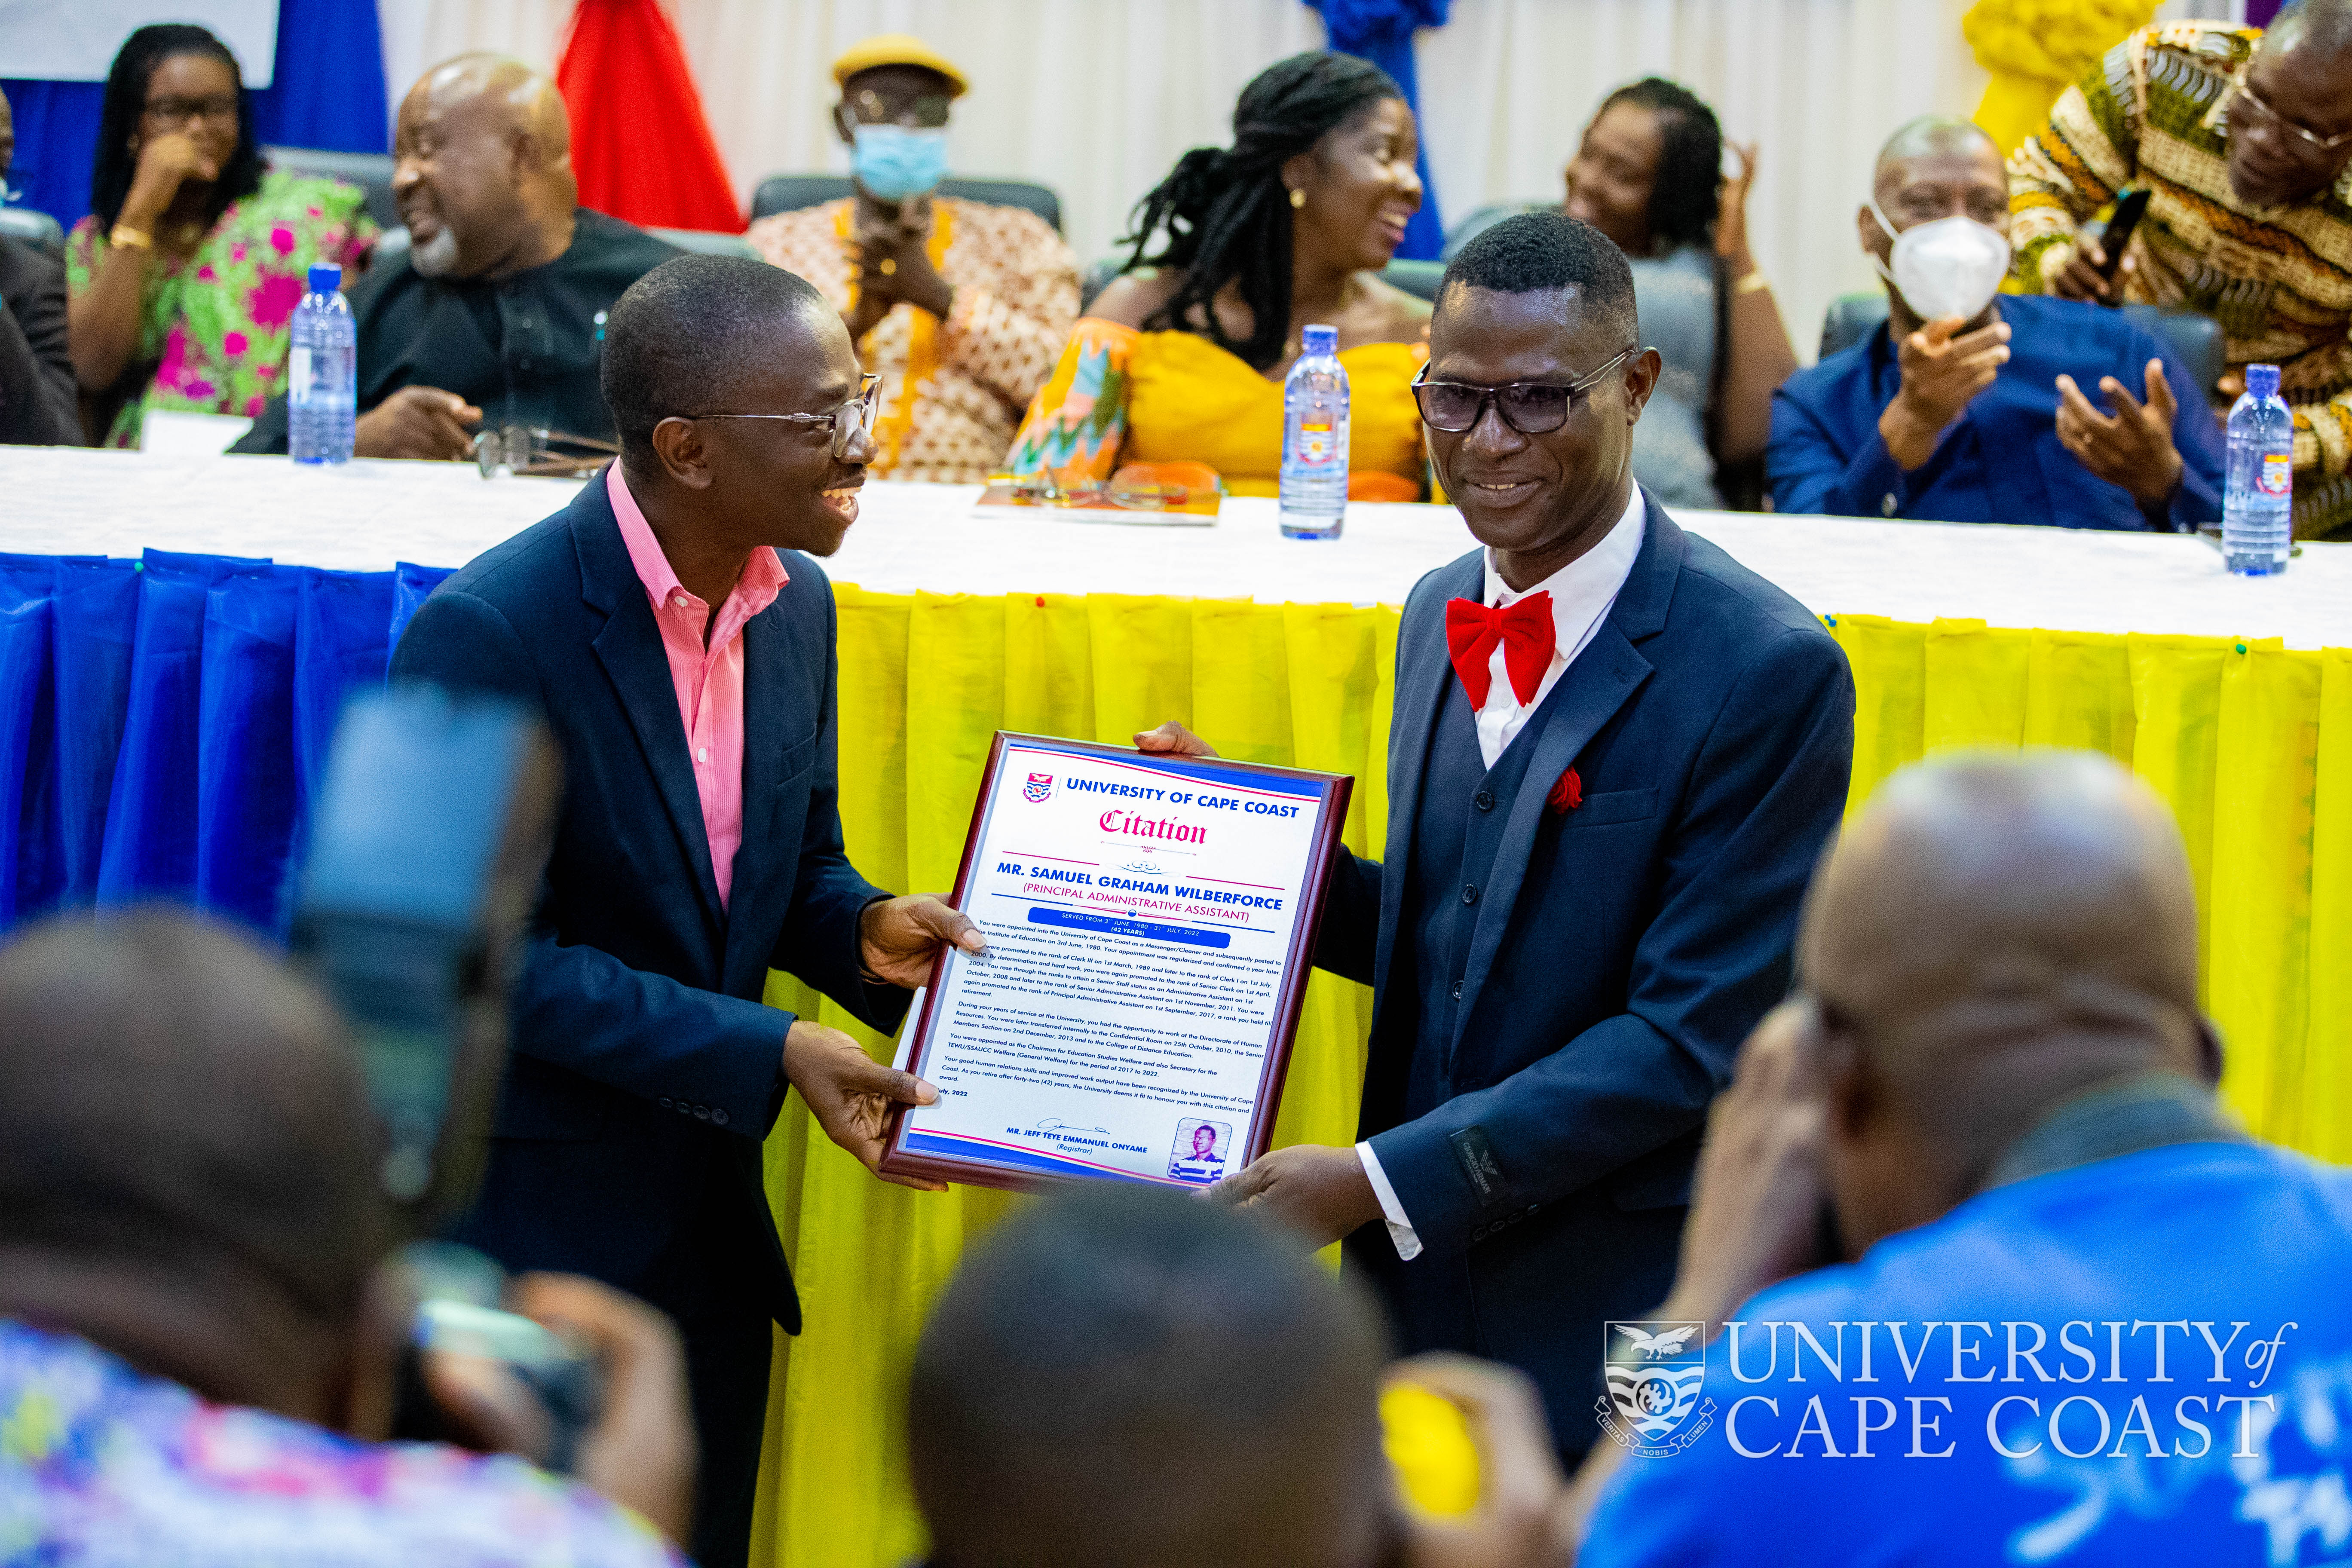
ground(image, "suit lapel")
xmin=1447 ymin=494 xmax=1685 ymax=1044
xmin=1372 ymin=550 xmax=1483 ymax=1010
xmin=574 ymin=476 xmax=726 ymax=937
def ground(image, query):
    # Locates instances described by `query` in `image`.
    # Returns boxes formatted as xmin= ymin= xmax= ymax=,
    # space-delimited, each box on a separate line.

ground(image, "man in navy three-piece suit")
xmin=391 ymin=257 xmax=981 ymax=1566
xmin=1146 ymin=212 xmax=1855 ymax=1458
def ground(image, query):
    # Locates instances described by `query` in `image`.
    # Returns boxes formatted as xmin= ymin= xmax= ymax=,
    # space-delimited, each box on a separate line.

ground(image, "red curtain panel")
xmin=556 ymin=0 xmax=743 ymax=233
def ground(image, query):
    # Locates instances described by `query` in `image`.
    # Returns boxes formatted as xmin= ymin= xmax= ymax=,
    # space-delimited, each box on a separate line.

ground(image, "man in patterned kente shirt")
xmin=747 ymin=34 xmax=1080 ymax=484
xmin=2009 ymin=3 xmax=2352 ymax=539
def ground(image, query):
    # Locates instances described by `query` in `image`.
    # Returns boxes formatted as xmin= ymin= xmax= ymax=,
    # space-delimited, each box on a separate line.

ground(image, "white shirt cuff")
xmin=1357 ymin=1140 xmax=1423 ymax=1262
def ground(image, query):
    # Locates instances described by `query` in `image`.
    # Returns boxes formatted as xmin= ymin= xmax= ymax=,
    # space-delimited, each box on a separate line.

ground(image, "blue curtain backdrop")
xmin=2 ymin=0 xmax=388 ymax=230
xmin=0 ymin=551 xmax=452 ymax=939
xmin=1307 ymin=0 xmax=1450 ymax=260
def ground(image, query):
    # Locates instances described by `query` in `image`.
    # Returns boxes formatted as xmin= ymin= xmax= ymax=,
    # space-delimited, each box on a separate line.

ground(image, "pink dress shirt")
xmin=606 ymin=464 xmax=789 ymax=910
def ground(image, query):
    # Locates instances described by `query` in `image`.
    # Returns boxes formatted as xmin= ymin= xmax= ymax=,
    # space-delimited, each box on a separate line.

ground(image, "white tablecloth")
xmin=4 ymin=448 xmax=2348 ymax=648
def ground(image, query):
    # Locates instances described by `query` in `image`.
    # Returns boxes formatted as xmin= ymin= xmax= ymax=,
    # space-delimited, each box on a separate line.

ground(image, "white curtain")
xmin=377 ymin=0 xmax=2239 ymax=364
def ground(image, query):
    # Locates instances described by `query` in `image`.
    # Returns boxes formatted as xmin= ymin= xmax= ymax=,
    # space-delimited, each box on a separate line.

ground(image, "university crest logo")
xmin=1597 ymin=1320 xmax=1715 ymax=1456
xmin=1023 ymin=772 xmax=1054 ymax=803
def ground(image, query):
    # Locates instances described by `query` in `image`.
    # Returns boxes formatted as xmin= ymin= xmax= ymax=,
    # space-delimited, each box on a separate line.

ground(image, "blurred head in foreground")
xmin=910 ymin=1184 xmax=1395 ymax=1568
xmin=0 ymin=910 xmax=394 ymax=1424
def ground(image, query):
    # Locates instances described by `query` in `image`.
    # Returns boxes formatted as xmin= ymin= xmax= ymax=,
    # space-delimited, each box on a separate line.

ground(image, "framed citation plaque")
xmin=879 ymin=732 xmax=1353 ymax=1192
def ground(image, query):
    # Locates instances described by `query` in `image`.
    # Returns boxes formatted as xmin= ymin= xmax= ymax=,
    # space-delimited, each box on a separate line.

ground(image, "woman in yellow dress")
xmin=1004 ymin=51 xmax=1432 ymax=501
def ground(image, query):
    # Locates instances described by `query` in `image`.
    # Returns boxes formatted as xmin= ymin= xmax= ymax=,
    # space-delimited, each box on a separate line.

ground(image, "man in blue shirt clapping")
xmin=1768 ymin=118 xmax=2223 ymax=530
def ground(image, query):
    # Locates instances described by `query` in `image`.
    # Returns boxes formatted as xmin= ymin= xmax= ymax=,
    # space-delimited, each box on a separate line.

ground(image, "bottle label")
xmin=288 ymin=347 xmax=312 ymax=397
xmin=2259 ymin=453 xmax=2293 ymax=497
xmin=1297 ymin=416 xmax=1337 ymax=466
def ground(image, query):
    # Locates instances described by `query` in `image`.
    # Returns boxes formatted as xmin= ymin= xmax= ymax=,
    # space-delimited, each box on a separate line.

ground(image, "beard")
xmin=408 ymin=224 xmax=461 ymax=278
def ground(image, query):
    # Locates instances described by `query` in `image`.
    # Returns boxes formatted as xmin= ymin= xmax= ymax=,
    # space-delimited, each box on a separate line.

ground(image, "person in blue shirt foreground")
xmin=1768 ymin=118 xmax=2223 ymax=530
xmin=1547 ymin=749 xmax=2352 ymax=1565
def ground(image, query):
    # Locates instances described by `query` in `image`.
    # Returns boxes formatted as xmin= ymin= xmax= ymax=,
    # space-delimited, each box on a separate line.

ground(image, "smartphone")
xmin=2095 ymin=189 xmax=2152 ymax=286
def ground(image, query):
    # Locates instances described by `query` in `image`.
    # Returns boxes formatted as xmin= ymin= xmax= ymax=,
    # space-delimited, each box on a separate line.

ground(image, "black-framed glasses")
xmin=1412 ymin=348 xmax=1638 ymax=435
xmin=2226 ymin=71 xmax=2352 ymax=159
xmin=849 ymin=89 xmax=951 ymax=129
xmin=143 ymin=94 xmax=239 ymax=126
xmin=689 ymin=374 xmax=883 ymax=459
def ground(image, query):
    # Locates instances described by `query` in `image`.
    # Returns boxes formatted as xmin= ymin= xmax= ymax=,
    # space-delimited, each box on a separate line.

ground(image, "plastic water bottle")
xmin=2223 ymin=362 xmax=2293 ymax=575
xmin=1280 ymin=323 xmax=1349 ymax=539
xmin=289 ymin=263 xmax=356 ymax=465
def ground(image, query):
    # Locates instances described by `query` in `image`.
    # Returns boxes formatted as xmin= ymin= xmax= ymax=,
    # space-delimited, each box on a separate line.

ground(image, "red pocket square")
xmin=1547 ymin=765 xmax=1583 ymax=814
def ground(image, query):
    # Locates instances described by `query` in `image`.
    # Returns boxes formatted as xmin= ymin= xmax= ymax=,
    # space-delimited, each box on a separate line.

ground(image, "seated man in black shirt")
xmin=235 ymin=54 xmax=677 ymax=459
xmin=0 ymin=86 xmax=82 ymax=447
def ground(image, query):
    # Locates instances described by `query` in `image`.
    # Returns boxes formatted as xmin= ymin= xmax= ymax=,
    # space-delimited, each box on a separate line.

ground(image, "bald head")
xmin=0 ymin=912 xmax=391 ymax=1407
xmin=1873 ymin=115 xmax=2000 ymax=195
xmin=910 ymin=1185 xmax=1393 ymax=1568
xmin=1803 ymin=753 xmax=2218 ymax=1250
xmin=392 ymin=52 xmax=577 ymax=279
xmin=2230 ymin=0 xmax=2352 ymax=208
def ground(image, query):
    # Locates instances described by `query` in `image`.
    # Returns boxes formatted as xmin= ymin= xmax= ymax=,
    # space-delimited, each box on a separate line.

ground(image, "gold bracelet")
xmin=1733 ymin=270 xmax=1772 ymax=296
xmin=107 ymin=224 xmax=154 ymax=252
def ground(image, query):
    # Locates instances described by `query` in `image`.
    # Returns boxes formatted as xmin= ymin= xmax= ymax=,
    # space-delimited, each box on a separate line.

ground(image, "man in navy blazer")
xmin=1144 ymin=213 xmax=1854 ymax=1457
xmin=391 ymin=256 xmax=979 ymax=1565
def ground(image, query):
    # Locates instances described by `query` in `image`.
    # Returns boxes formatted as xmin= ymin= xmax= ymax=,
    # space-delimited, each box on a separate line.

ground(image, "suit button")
xmin=658 ymin=1097 xmax=673 ymax=1109
xmin=712 ymin=1108 xmax=729 ymax=1126
xmin=1450 ymin=980 xmax=1462 ymax=1001
xmin=694 ymin=1106 xmax=710 ymax=1120
xmin=1474 ymin=790 xmax=1494 ymax=812
xmin=1462 ymin=884 xmax=1478 ymax=905
xmin=1470 ymin=1224 xmax=1489 ymax=1243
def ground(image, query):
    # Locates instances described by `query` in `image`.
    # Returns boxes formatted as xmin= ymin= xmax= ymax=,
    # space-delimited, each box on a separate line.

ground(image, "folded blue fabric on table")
xmin=0 ymin=551 xmax=455 ymax=938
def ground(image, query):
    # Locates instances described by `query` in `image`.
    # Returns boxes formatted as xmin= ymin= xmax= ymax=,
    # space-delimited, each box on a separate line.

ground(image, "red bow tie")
xmin=1445 ymin=592 xmax=1555 ymax=711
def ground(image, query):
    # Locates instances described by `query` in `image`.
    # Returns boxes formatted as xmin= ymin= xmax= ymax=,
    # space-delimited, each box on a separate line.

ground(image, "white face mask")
xmin=1868 ymin=197 xmax=2011 ymax=324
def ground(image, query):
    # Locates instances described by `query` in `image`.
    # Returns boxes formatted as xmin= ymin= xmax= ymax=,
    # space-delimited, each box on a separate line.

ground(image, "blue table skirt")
xmin=1 ymin=551 xmax=454 ymax=937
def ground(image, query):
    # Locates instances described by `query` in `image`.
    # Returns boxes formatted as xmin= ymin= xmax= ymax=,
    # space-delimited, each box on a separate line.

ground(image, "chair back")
xmin=1442 ymin=201 xmax=1546 ymax=260
xmin=0 ymin=207 xmax=64 ymax=260
xmin=750 ymin=175 xmax=1063 ymax=233
xmin=1818 ymin=291 xmax=1892 ymax=360
xmin=1381 ymin=259 xmax=1446 ymax=301
xmin=647 ymin=227 xmax=761 ymax=260
xmin=264 ymin=147 xmax=400 ymax=231
xmin=1080 ymin=255 xmax=1125 ymax=312
xmin=2121 ymin=303 xmax=2225 ymax=404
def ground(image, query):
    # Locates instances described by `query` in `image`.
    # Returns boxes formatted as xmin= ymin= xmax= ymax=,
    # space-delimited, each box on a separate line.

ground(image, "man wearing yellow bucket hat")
xmin=746 ymin=34 xmax=1079 ymax=484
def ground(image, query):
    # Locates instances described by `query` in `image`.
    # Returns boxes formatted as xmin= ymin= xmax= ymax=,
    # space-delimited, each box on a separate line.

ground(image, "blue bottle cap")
xmin=1301 ymin=324 xmax=1338 ymax=356
xmin=2246 ymin=362 xmax=2280 ymax=398
xmin=307 ymin=263 xmax=342 ymax=294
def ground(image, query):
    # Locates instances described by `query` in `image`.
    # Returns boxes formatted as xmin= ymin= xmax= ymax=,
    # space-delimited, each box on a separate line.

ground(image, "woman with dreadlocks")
xmin=1003 ymin=51 xmax=1432 ymax=500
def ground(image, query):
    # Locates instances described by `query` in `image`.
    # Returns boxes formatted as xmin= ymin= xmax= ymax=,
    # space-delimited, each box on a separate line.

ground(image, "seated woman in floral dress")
xmin=65 ymin=24 xmax=375 ymax=447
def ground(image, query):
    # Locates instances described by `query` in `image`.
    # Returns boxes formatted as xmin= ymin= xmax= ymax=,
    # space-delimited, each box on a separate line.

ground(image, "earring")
xmin=1289 ymin=187 xmax=1306 ymax=209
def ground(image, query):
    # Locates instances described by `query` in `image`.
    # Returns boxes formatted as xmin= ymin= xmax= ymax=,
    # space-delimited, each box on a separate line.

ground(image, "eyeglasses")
xmin=474 ymin=425 xmax=619 ymax=480
xmin=1412 ymin=348 xmax=1638 ymax=435
xmin=689 ymin=374 xmax=884 ymax=459
xmin=2226 ymin=72 xmax=2352 ymax=159
xmin=143 ymin=94 xmax=239 ymax=126
xmin=849 ymin=89 xmax=950 ymax=129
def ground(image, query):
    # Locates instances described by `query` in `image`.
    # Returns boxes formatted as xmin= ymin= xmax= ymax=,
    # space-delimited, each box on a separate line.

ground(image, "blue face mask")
xmin=851 ymin=126 xmax=949 ymax=202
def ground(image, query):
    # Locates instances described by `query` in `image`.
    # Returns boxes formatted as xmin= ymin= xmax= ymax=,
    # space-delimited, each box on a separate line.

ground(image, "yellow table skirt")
xmin=749 ymin=591 xmax=2352 ymax=1568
